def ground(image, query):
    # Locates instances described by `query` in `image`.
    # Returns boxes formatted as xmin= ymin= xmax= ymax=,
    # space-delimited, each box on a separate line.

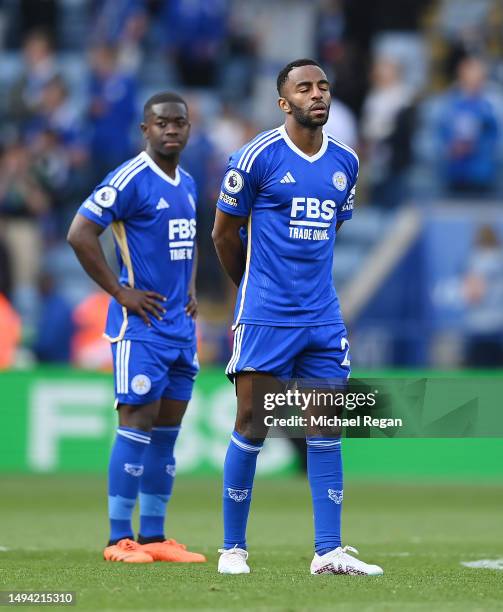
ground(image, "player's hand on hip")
xmin=114 ymin=287 xmax=167 ymax=326
xmin=185 ymin=293 xmax=198 ymax=319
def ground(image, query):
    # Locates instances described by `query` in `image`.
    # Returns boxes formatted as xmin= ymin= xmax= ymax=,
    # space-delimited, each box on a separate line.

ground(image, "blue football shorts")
xmin=225 ymin=323 xmax=351 ymax=383
xmin=111 ymin=340 xmax=199 ymax=405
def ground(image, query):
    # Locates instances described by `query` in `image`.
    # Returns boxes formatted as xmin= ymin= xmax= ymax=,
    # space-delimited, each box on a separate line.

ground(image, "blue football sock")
xmin=139 ymin=426 xmax=180 ymax=539
xmin=306 ymin=437 xmax=343 ymax=555
xmin=108 ymin=427 xmax=151 ymax=543
xmin=222 ymin=431 xmax=263 ymax=550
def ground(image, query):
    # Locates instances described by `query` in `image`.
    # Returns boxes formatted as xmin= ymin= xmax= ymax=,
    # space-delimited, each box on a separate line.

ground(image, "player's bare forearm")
xmin=213 ymin=235 xmax=246 ymax=287
xmin=67 ymin=214 xmax=123 ymax=298
xmin=67 ymin=214 xmax=166 ymax=325
xmin=212 ymin=209 xmax=247 ymax=287
xmin=336 ymin=220 xmax=344 ymax=233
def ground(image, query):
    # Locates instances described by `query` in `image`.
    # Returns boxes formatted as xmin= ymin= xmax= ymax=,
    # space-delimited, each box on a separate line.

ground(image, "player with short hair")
xmin=212 ymin=59 xmax=383 ymax=575
xmin=68 ymin=92 xmax=205 ymax=563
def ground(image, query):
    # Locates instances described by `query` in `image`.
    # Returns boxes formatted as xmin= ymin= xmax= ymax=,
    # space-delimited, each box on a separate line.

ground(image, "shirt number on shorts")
xmin=341 ymin=337 xmax=350 ymax=367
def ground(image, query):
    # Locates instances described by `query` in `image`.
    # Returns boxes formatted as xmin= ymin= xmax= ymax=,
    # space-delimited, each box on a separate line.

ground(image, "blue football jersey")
xmin=216 ymin=125 xmax=358 ymax=328
xmin=78 ymin=151 xmax=197 ymax=347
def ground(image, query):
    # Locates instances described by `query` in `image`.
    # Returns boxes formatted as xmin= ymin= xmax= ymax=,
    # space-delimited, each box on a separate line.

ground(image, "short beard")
xmin=288 ymin=100 xmax=329 ymax=128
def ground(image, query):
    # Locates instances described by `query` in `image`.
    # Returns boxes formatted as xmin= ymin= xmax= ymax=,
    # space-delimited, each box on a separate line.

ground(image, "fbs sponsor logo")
xmin=227 ymin=488 xmax=249 ymax=502
xmin=131 ymin=374 xmax=151 ymax=396
xmin=328 ymin=489 xmax=343 ymax=504
xmin=291 ymin=197 xmax=337 ymax=222
xmin=168 ymin=218 xmax=196 ymax=240
xmin=124 ymin=463 xmax=144 ymax=477
xmin=223 ymin=169 xmax=244 ymax=194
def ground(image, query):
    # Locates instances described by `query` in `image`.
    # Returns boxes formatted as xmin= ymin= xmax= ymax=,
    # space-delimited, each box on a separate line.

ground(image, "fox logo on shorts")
xmin=328 ymin=489 xmax=343 ymax=504
xmin=166 ymin=464 xmax=176 ymax=477
xmin=131 ymin=374 xmax=151 ymax=395
xmin=227 ymin=488 xmax=249 ymax=502
xmin=124 ymin=463 xmax=144 ymax=477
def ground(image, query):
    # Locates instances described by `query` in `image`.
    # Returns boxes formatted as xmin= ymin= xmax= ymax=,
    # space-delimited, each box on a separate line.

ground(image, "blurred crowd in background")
xmin=0 ymin=0 xmax=502 ymax=370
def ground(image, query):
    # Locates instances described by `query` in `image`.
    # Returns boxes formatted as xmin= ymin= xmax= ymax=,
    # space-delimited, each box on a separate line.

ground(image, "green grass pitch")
xmin=1 ymin=476 xmax=502 ymax=611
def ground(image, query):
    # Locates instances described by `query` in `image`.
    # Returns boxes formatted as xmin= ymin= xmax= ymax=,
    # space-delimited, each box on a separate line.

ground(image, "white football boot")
xmin=217 ymin=546 xmax=250 ymax=574
xmin=310 ymin=545 xmax=383 ymax=576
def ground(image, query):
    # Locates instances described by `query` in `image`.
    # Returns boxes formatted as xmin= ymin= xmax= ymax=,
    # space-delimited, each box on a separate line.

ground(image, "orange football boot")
xmin=104 ymin=538 xmax=154 ymax=563
xmin=140 ymin=539 xmax=206 ymax=562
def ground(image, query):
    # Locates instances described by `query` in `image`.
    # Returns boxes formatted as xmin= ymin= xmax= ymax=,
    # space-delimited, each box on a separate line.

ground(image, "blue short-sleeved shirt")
xmin=216 ymin=125 xmax=358 ymax=328
xmin=78 ymin=151 xmax=197 ymax=347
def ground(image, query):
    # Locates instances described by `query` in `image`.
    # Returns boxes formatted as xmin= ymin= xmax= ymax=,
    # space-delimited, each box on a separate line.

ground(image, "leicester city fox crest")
xmin=124 ymin=463 xmax=144 ymax=477
xmin=332 ymin=171 xmax=347 ymax=191
xmin=328 ymin=489 xmax=343 ymax=504
xmin=227 ymin=488 xmax=249 ymax=502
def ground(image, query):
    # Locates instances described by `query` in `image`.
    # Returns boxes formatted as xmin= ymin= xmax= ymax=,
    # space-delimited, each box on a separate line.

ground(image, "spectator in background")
xmin=219 ymin=10 xmax=257 ymax=103
xmin=180 ymin=99 xmax=225 ymax=299
xmin=18 ymin=0 xmax=58 ymax=42
xmin=26 ymin=77 xmax=90 ymax=235
xmin=0 ymin=141 xmax=50 ymax=291
xmin=87 ymin=44 xmax=138 ymax=182
xmin=0 ymin=237 xmax=13 ymax=298
xmin=0 ymin=293 xmax=21 ymax=369
xmin=315 ymin=0 xmax=363 ymax=122
xmin=7 ymin=29 xmax=60 ymax=129
xmin=209 ymin=102 xmax=249 ymax=162
xmin=160 ymin=0 xmax=229 ymax=88
xmin=437 ymin=56 xmax=499 ymax=195
xmin=316 ymin=0 xmax=345 ymax=70
xmin=436 ymin=0 xmax=495 ymax=83
xmin=72 ymin=290 xmax=112 ymax=371
xmin=360 ymin=57 xmax=415 ymax=207
xmin=33 ymin=271 xmax=73 ymax=363
xmin=463 ymin=225 xmax=503 ymax=368
xmin=324 ymin=95 xmax=358 ymax=149
xmin=90 ymin=0 xmax=148 ymax=73
xmin=29 ymin=129 xmax=77 ymax=237
xmin=26 ymin=76 xmax=83 ymax=148
xmin=180 ymin=97 xmax=217 ymax=202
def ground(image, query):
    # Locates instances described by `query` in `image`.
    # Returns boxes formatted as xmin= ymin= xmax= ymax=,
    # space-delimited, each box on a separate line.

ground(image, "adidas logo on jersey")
xmin=280 ymin=172 xmax=296 ymax=184
xmin=156 ymin=197 xmax=170 ymax=210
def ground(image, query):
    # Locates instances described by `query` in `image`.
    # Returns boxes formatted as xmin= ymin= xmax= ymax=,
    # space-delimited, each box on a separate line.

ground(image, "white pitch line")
xmin=461 ymin=559 xmax=503 ymax=570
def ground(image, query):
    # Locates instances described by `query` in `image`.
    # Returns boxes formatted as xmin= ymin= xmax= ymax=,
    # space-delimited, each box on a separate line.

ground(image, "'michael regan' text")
xmin=263 ymin=415 xmax=403 ymax=429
